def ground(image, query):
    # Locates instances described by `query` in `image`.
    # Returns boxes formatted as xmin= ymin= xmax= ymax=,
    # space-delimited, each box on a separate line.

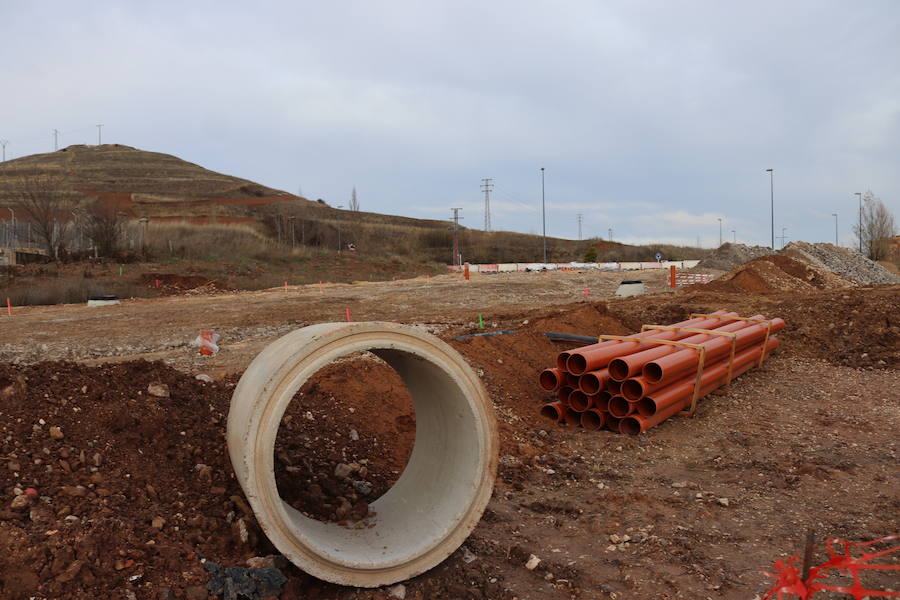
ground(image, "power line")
xmin=481 ymin=177 xmax=493 ymax=231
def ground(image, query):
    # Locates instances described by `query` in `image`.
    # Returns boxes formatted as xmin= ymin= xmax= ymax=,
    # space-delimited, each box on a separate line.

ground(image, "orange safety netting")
xmin=763 ymin=535 xmax=900 ymax=599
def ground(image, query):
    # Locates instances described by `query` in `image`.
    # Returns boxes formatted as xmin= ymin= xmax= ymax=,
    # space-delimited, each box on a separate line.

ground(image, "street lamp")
xmin=854 ymin=192 xmax=862 ymax=253
xmin=718 ymin=217 xmax=723 ymax=246
xmin=831 ymin=213 xmax=838 ymax=245
xmin=766 ymin=169 xmax=774 ymax=249
xmin=540 ymin=168 xmax=547 ymax=263
xmin=731 ymin=229 xmax=736 ymax=243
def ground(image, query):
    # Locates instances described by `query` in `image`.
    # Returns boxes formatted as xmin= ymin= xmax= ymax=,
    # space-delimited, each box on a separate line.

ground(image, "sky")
xmin=1 ymin=1 xmax=898 ymax=248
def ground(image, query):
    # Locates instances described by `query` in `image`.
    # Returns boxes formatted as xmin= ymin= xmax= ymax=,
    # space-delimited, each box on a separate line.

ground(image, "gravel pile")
xmin=697 ymin=243 xmax=774 ymax=270
xmin=782 ymin=241 xmax=900 ymax=285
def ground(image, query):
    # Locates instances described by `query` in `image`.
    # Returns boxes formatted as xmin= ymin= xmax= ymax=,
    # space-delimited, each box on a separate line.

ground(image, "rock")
xmin=194 ymin=374 xmax=213 ymax=383
xmin=388 ymin=584 xmax=407 ymax=599
xmin=49 ymin=426 xmax=64 ymax=440
xmin=717 ymin=497 xmax=730 ymax=507
xmin=147 ymin=383 xmax=170 ymax=398
xmin=7 ymin=461 xmax=20 ymax=472
xmin=525 ymin=554 xmax=541 ymax=570
xmin=351 ymin=480 xmax=373 ymax=495
xmin=609 ymin=534 xmax=621 ymax=544
xmin=61 ymin=485 xmax=87 ymax=497
xmin=334 ymin=463 xmax=354 ymax=479
xmin=10 ymin=494 xmax=33 ymax=510
xmin=151 ymin=517 xmax=166 ymax=529
xmin=56 ymin=560 xmax=84 ymax=583
xmin=349 ymin=429 xmax=359 ymax=441
xmin=671 ymin=481 xmax=687 ymax=488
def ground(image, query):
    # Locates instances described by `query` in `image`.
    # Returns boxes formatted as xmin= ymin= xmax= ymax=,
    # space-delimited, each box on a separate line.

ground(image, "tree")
xmin=349 ymin=186 xmax=360 ymax=211
xmin=13 ymin=175 xmax=74 ymax=259
xmin=85 ymin=200 xmax=125 ymax=257
xmin=853 ymin=191 xmax=896 ymax=261
xmin=582 ymin=246 xmax=598 ymax=262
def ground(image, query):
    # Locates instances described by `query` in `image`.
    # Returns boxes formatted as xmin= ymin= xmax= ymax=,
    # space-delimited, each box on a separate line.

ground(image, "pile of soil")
xmin=696 ymin=243 xmax=773 ymax=271
xmin=702 ymin=255 xmax=851 ymax=294
xmin=781 ymin=241 xmax=899 ymax=285
xmin=0 ymin=359 xmax=430 ymax=600
xmin=139 ymin=273 xmax=234 ymax=296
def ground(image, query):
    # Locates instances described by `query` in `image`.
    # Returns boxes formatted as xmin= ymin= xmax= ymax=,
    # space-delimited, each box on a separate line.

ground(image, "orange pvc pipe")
xmin=608 ymin=395 xmax=635 ymax=418
xmin=563 ymin=406 xmax=582 ymax=427
xmin=540 ymin=401 xmax=565 ymax=423
xmin=568 ymin=389 xmax=592 ymax=412
xmin=557 ymin=385 xmax=574 ymax=403
xmin=605 ymin=415 xmax=622 ymax=433
xmin=565 ymin=311 xmax=737 ymax=375
xmin=556 ymin=352 xmax=571 ymax=371
xmin=606 ymin=379 xmax=622 ymax=395
xmin=607 ymin=314 xmax=763 ymax=381
xmin=593 ymin=391 xmax=612 ymax=412
xmin=579 ymin=368 xmax=610 ymax=395
xmin=581 ymin=408 xmax=607 ymax=430
xmin=539 ymin=367 xmax=564 ymax=392
xmin=565 ymin=372 xmax=581 ymax=388
xmin=622 ymin=375 xmax=661 ymax=402
xmin=642 ymin=318 xmax=785 ymax=383
xmin=629 ymin=336 xmax=780 ymax=428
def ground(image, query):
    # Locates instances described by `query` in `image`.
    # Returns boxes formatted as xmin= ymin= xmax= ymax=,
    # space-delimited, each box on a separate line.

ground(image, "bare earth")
xmin=1 ymin=270 xmax=897 ymax=600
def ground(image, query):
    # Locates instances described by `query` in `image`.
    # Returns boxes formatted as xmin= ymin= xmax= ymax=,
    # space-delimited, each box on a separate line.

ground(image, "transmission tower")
xmin=577 ymin=214 xmax=583 ymax=240
xmin=451 ymin=208 xmax=463 ymax=265
xmin=481 ymin=178 xmax=493 ymax=231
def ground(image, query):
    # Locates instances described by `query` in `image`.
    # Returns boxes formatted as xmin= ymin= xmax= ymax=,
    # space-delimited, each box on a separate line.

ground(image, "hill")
xmin=0 ymin=144 xmax=706 ymax=264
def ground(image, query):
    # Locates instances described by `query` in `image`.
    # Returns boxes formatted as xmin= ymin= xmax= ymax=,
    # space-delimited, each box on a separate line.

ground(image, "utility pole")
xmin=451 ymin=208 xmax=463 ymax=266
xmin=731 ymin=229 xmax=736 ymax=243
xmin=854 ymin=192 xmax=862 ymax=253
xmin=778 ymin=227 xmax=787 ymax=249
xmin=832 ymin=213 xmax=838 ymax=245
xmin=97 ymin=124 xmax=103 ymax=145
xmin=540 ymin=168 xmax=547 ymax=262
xmin=0 ymin=140 xmax=7 ymax=161
xmin=577 ymin=214 xmax=583 ymax=240
xmin=481 ymin=178 xmax=493 ymax=231
xmin=766 ymin=169 xmax=774 ymax=249
xmin=53 ymin=129 xmax=59 ymax=151
xmin=608 ymin=228 xmax=613 ymax=242
xmin=718 ymin=217 xmax=723 ymax=246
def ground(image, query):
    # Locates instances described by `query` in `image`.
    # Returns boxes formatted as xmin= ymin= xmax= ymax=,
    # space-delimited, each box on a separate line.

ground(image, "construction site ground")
xmin=1 ymin=269 xmax=898 ymax=600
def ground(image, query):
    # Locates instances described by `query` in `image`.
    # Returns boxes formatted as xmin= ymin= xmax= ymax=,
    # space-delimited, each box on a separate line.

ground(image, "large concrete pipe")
xmin=227 ymin=322 xmax=499 ymax=587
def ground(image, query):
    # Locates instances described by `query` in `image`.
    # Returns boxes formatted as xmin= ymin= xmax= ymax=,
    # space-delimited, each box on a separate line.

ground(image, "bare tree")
xmin=86 ymin=200 xmax=124 ymax=257
xmin=853 ymin=191 xmax=896 ymax=260
xmin=349 ymin=186 xmax=360 ymax=211
xmin=13 ymin=175 xmax=74 ymax=259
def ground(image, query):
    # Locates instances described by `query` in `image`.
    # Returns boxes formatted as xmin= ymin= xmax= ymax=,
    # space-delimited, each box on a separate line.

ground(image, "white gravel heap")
xmin=698 ymin=243 xmax=774 ymax=271
xmin=783 ymin=241 xmax=899 ymax=285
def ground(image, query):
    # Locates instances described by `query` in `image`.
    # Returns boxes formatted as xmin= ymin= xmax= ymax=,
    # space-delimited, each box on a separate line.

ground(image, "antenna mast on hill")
xmin=481 ymin=178 xmax=493 ymax=231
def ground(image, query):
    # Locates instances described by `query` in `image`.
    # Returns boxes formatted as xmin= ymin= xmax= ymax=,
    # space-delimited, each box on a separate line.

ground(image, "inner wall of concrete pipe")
xmin=238 ymin=327 xmax=493 ymax=577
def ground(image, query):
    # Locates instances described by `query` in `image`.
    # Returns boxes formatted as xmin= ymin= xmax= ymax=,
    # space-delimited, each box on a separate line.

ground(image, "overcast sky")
xmin=2 ymin=1 xmax=898 ymax=248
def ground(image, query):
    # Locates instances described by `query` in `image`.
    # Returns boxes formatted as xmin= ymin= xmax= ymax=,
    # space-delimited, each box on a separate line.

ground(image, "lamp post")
xmin=718 ymin=217 xmax=723 ymax=246
xmin=831 ymin=213 xmax=838 ymax=245
xmin=854 ymin=192 xmax=862 ymax=253
xmin=731 ymin=229 xmax=736 ymax=243
xmin=766 ymin=169 xmax=774 ymax=249
xmin=540 ymin=167 xmax=547 ymax=263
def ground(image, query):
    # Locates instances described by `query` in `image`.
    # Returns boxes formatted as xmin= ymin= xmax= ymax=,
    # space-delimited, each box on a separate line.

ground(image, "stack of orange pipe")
xmin=538 ymin=311 xmax=783 ymax=435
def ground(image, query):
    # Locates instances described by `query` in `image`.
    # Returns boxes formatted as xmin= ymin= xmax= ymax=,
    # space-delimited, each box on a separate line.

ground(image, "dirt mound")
xmin=782 ymin=241 xmax=899 ymax=285
xmin=697 ymin=242 xmax=774 ymax=270
xmin=0 ymin=359 xmax=432 ymax=599
xmin=702 ymin=254 xmax=834 ymax=293
xmin=139 ymin=273 xmax=233 ymax=295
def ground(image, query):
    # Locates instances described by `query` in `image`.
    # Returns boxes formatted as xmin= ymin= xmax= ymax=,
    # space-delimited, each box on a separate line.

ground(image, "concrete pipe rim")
xmin=227 ymin=322 xmax=498 ymax=587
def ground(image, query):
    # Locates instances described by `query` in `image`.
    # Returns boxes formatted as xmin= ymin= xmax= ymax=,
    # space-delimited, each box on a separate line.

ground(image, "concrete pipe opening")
xmin=227 ymin=322 xmax=498 ymax=587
